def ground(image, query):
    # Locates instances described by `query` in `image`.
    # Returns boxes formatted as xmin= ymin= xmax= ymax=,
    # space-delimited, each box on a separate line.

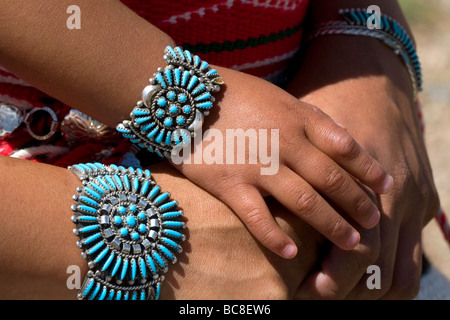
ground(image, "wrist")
xmin=289 ymin=34 xmax=415 ymax=101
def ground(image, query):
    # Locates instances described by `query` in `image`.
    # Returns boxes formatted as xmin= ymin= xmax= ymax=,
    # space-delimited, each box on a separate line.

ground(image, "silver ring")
xmin=24 ymin=106 xmax=58 ymax=140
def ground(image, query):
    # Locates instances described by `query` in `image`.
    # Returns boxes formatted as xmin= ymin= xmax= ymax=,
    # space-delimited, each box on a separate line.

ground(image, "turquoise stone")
xmin=120 ymin=228 xmax=128 ymax=236
xmin=137 ymin=211 xmax=146 ymax=220
xmin=79 ymin=224 xmax=100 ymax=233
xmin=155 ymin=73 xmax=166 ymax=88
xmin=131 ymin=231 xmax=139 ymax=240
xmin=168 ymin=104 xmax=178 ymax=114
xmin=155 ymin=130 xmax=165 ymax=143
xmin=177 ymin=93 xmax=187 ymax=103
xmin=196 ymin=101 xmax=213 ymax=109
xmin=83 ymin=278 xmax=95 ymax=297
xmin=157 ymin=97 xmax=166 ymax=107
xmin=176 ymin=116 xmax=185 ymax=125
xmin=120 ymin=259 xmax=129 ymax=280
xmin=139 ymin=257 xmax=146 ymax=278
xmin=135 ymin=116 xmax=151 ymax=124
xmin=166 ymin=91 xmax=176 ymax=100
xmin=155 ymin=109 xmax=165 ymax=118
xmin=182 ymin=105 xmax=191 ymax=114
xmin=164 ymin=117 xmax=173 ymax=127
xmin=78 ymin=205 xmax=97 ymax=214
xmin=82 ymin=232 xmax=102 ymax=244
xmin=140 ymin=180 xmax=150 ymax=195
xmin=191 ymin=83 xmax=205 ymax=95
xmin=113 ymin=215 xmax=122 ymax=224
xmin=102 ymin=253 xmax=115 ymax=271
xmin=195 ymin=92 xmax=211 ymax=101
xmin=138 ymin=224 xmax=147 ymax=233
xmin=84 ymin=187 xmax=101 ymax=200
xmin=181 ymin=71 xmax=190 ymax=87
xmin=133 ymin=108 xmax=150 ymax=116
xmin=131 ymin=259 xmax=137 ymax=280
xmin=126 ymin=216 xmax=136 ymax=227
xmin=174 ymin=68 xmax=181 ymax=85
xmin=118 ymin=206 xmax=126 ymax=214
xmin=158 ymin=244 xmax=174 ymax=260
xmin=165 ymin=131 xmax=172 ymax=146
xmin=187 ymin=75 xmax=198 ymax=90
xmin=111 ymin=256 xmax=122 ymax=277
xmin=164 ymin=69 xmax=172 ymax=85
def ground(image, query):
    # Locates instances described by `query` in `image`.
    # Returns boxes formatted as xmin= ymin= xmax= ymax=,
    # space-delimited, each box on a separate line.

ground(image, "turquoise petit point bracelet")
xmin=68 ymin=162 xmax=185 ymax=300
xmin=116 ymin=46 xmax=224 ymax=158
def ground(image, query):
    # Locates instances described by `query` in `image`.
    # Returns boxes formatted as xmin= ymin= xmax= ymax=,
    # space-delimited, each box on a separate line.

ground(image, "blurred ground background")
xmin=399 ymin=0 xmax=450 ymax=280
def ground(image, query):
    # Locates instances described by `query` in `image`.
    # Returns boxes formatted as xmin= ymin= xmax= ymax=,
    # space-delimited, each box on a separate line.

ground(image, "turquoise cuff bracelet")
xmin=117 ymin=46 xmax=224 ymax=158
xmin=69 ymin=163 xmax=185 ymax=300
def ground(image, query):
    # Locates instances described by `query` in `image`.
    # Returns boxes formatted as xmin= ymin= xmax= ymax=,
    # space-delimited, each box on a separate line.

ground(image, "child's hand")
xmin=172 ymin=67 xmax=393 ymax=259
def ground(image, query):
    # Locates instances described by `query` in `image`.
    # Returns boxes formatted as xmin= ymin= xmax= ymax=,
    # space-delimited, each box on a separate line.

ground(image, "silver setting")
xmin=68 ymin=163 xmax=185 ymax=300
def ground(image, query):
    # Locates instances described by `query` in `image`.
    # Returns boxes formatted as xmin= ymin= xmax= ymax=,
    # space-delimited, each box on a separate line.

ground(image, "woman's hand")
xmin=288 ymin=35 xmax=440 ymax=299
xmin=172 ymin=66 xmax=393 ymax=259
xmin=150 ymin=162 xmax=324 ymax=299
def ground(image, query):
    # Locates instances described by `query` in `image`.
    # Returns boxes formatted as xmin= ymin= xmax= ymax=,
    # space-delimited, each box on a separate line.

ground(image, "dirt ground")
xmin=399 ymin=0 xmax=450 ymax=280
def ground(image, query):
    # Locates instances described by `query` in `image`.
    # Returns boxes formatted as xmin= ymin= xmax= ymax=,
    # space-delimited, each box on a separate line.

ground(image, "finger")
xmin=345 ymin=199 xmax=400 ymax=300
xmin=380 ymin=222 xmax=423 ymax=300
xmin=304 ymin=112 xmax=393 ymax=194
xmin=288 ymin=145 xmax=380 ymax=229
xmin=223 ymin=182 xmax=298 ymax=259
xmin=261 ymin=167 xmax=360 ymax=251
xmin=294 ymin=224 xmax=380 ymax=299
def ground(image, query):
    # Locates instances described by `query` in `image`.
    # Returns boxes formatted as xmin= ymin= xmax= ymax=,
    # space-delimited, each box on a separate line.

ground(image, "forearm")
xmin=0 ymin=0 xmax=175 ymax=127
xmin=0 ymin=156 xmax=85 ymax=299
xmin=0 ymin=156 xmax=322 ymax=299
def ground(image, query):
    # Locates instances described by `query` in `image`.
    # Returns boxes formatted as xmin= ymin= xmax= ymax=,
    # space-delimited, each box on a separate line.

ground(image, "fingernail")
xmin=347 ymin=231 xmax=360 ymax=249
xmin=381 ymin=175 xmax=394 ymax=193
xmin=367 ymin=208 xmax=381 ymax=228
xmin=282 ymin=244 xmax=297 ymax=259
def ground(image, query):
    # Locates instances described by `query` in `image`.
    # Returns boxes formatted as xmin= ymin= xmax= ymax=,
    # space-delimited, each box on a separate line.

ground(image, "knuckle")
xmin=328 ymin=217 xmax=346 ymax=241
xmin=244 ymin=207 xmax=266 ymax=230
xmin=243 ymin=208 xmax=277 ymax=244
xmin=333 ymin=133 xmax=359 ymax=159
xmin=354 ymin=194 xmax=374 ymax=218
xmin=393 ymin=159 xmax=412 ymax=189
xmin=419 ymin=183 xmax=441 ymax=217
xmin=393 ymin=158 xmax=441 ymax=221
xmin=362 ymin=157 xmax=385 ymax=185
xmin=324 ymin=167 xmax=347 ymax=194
xmin=295 ymin=190 xmax=319 ymax=217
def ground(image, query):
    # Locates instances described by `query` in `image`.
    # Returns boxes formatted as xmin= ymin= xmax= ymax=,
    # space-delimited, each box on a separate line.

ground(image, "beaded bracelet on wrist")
xmin=307 ymin=8 xmax=422 ymax=98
